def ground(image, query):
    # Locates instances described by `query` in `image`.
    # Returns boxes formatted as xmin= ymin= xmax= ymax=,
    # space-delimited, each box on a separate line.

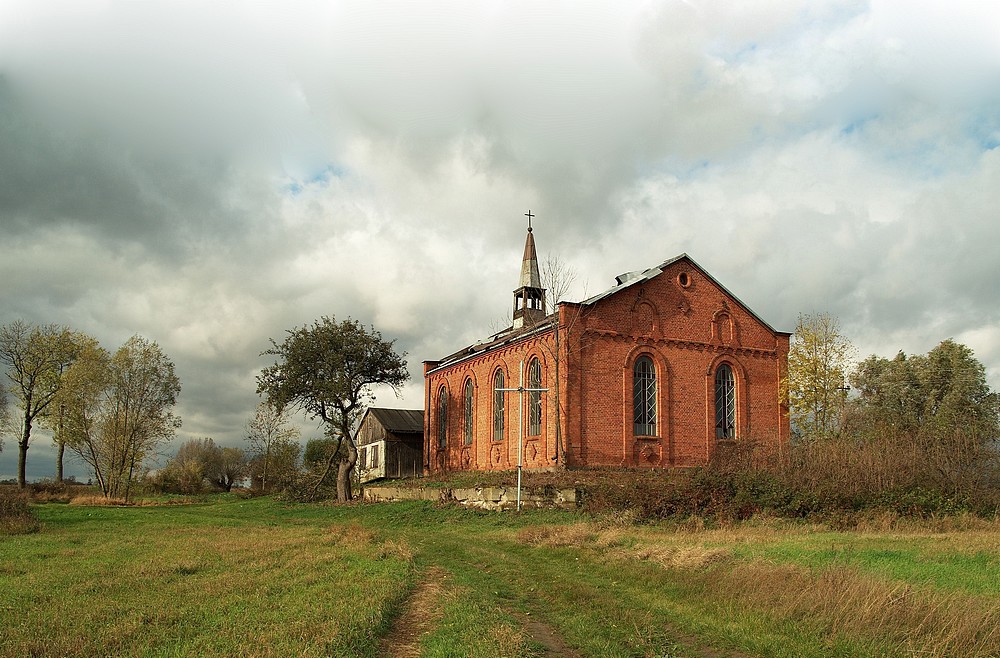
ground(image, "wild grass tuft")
xmin=0 ymin=491 xmax=39 ymax=534
xmin=516 ymin=522 xmax=596 ymax=547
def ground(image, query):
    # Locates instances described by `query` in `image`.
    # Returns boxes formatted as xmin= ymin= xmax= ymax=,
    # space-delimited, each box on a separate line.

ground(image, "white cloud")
xmin=3 ymin=0 xmax=1000 ymax=480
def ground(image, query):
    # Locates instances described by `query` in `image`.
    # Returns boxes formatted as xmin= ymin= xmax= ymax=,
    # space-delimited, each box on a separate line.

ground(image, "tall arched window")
xmin=493 ymin=369 xmax=505 ymax=442
xmin=463 ymin=379 xmax=474 ymax=446
xmin=633 ymin=356 xmax=656 ymax=436
xmin=528 ymin=358 xmax=542 ymax=436
xmin=437 ymin=386 xmax=448 ymax=449
xmin=715 ymin=364 xmax=736 ymax=439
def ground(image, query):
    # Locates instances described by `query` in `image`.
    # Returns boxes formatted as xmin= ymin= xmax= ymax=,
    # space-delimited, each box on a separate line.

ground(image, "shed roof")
xmin=366 ymin=407 xmax=424 ymax=434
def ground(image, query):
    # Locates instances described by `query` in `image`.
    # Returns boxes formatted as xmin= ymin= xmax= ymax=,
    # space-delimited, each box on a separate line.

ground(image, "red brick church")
xmin=423 ymin=220 xmax=790 ymax=473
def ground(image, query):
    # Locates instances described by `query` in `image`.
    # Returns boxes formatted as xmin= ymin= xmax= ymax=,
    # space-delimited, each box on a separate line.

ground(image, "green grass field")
xmin=2 ymin=497 xmax=999 ymax=657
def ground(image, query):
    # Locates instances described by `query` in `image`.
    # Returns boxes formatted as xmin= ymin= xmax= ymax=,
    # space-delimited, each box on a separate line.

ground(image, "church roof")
xmin=426 ymin=252 xmax=787 ymax=375
xmin=365 ymin=408 xmax=424 ymax=434
xmin=430 ymin=319 xmax=554 ymax=372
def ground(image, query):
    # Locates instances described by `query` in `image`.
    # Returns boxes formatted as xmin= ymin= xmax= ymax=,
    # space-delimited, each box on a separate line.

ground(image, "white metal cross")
xmin=495 ymin=359 xmax=549 ymax=510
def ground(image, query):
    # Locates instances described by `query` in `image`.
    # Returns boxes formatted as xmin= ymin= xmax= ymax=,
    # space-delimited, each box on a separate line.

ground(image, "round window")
xmin=678 ymin=272 xmax=691 ymax=288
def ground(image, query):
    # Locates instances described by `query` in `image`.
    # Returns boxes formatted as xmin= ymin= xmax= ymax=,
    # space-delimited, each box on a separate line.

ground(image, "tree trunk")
xmin=56 ymin=441 xmax=65 ymax=483
xmin=18 ymin=413 xmax=31 ymax=489
xmin=261 ymin=445 xmax=270 ymax=493
xmin=336 ymin=440 xmax=358 ymax=502
xmin=56 ymin=404 xmax=65 ymax=483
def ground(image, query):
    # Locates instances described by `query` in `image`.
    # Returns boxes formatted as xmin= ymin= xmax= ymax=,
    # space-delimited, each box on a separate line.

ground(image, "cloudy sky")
xmin=3 ymin=0 xmax=1000 ymax=481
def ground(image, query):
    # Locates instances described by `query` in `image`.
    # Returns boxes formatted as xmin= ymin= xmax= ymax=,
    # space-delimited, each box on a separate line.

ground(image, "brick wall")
xmin=424 ymin=256 xmax=789 ymax=474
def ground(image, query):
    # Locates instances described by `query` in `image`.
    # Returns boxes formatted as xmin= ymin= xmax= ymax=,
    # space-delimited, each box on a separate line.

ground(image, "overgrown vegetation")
xmin=565 ymin=441 xmax=999 ymax=525
xmin=0 ymin=489 xmax=39 ymax=534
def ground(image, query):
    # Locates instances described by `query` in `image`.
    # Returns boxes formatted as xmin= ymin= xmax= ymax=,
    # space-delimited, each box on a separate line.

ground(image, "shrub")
xmin=28 ymin=479 xmax=78 ymax=503
xmin=0 ymin=491 xmax=40 ymax=534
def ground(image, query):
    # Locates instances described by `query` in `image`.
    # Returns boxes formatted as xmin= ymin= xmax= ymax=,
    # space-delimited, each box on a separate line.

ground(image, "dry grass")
xmin=325 ymin=522 xmax=415 ymax=561
xmin=516 ymin=522 xmax=597 ymax=547
xmin=704 ymin=561 xmax=1000 ymax=657
xmin=66 ymin=494 xmax=201 ymax=506
xmin=632 ymin=544 xmax=732 ymax=570
xmin=68 ymin=494 xmax=132 ymax=506
xmin=512 ymin=516 xmax=1000 ymax=657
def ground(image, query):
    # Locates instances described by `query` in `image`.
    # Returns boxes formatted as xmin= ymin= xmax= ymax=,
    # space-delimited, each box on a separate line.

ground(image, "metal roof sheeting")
xmin=367 ymin=408 xmax=424 ymax=434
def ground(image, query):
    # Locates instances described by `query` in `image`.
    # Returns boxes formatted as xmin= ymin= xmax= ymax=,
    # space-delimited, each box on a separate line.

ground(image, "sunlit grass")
xmin=0 ymin=499 xmax=414 ymax=658
xmin=4 ymin=497 xmax=1000 ymax=657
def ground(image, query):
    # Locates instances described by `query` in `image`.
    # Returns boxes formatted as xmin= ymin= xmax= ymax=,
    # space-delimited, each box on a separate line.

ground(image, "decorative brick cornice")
xmin=580 ymin=328 xmax=778 ymax=359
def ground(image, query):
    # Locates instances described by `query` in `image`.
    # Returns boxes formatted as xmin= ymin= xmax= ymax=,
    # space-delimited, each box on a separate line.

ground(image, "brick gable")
xmin=424 ymin=254 xmax=789 ymax=474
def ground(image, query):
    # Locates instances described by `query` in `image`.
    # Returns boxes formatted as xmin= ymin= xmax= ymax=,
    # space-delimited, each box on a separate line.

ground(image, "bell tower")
xmin=513 ymin=211 xmax=547 ymax=329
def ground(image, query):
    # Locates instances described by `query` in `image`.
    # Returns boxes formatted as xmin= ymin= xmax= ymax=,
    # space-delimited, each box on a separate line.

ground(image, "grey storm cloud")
xmin=2 ymin=0 xmax=1000 ymax=480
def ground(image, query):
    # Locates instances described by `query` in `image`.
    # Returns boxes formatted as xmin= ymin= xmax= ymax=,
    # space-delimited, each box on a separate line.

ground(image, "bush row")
xmin=578 ymin=437 xmax=1000 ymax=524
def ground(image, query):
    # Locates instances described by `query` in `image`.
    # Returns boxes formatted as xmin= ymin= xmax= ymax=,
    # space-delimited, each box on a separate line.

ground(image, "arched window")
xmin=437 ymin=386 xmax=448 ymax=449
xmin=715 ymin=364 xmax=736 ymax=439
xmin=493 ymin=369 xmax=505 ymax=442
xmin=528 ymin=358 xmax=542 ymax=436
xmin=463 ymin=379 xmax=474 ymax=446
xmin=633 ymin=355 xmax=656 ymax=436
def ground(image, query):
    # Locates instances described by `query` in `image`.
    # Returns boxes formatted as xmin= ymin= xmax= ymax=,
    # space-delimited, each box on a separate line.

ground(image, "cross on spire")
xmin=525 ymin=209 xmax=534 ymax=232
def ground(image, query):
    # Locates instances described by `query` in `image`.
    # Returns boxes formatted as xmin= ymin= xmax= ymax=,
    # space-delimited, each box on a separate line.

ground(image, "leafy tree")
xmin=851 ymin=339 xmax=1000 ymax=495
xmin=245 ymin=401 xmax=300 ymax=493
xmin=160 ymin=438 xmax=211 ymax=493
xmin=61 ymin=336 xmax=181 ymax=501
xmin=303 ymin=435 xmax=340 ymax=466
xmin=211 ymin=446 xmax=248 ymax=492
xmin=47 ymin=333 xmax=103 ymax=482
xmin=257 ymin=316 xmax=408 ymax=501
xmin=160 ymin=438 xmax=247 ymax=493
xmin=851 ymin=351 xmax=923 ymax=434
xmin=785 ymin=313 xmax=854 ymax=439
xmin=852 ymin=340 xmax=1000 ymax=437
xmin=0 ymin=320 xmax=79 ymax=488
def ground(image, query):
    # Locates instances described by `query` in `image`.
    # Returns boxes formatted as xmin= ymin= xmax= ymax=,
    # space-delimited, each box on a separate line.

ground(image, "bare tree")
xmin=540 ymin=253 xmax=583 ymax=465
xmin=245 ymin=401 xmax=300 ymax=494
xmin=0 ymin=389 xmax=9 ymax=454
xmin=0 ymin=321 xmax=79 ymax=488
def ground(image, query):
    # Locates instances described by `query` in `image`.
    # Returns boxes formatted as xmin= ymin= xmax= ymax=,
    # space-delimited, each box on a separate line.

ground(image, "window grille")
xmin=715 ymin=364 xmax=736 ymax=439
xmin=633 ymin=356 xmax=656 ymax=436
xmin=493 ymin=370 xmax=505 ymax=442
xmin=437 ymin=387 xmax=448 ymax=449
xmin=528 ymin=358 xmax=542 ymax=436
xmin=463 ymin=379 xmax=474 ymax=446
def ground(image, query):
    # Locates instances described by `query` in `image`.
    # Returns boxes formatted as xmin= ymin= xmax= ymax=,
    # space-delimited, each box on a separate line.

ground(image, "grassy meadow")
xmin=2 ymin=496 xmax=999 ymax=657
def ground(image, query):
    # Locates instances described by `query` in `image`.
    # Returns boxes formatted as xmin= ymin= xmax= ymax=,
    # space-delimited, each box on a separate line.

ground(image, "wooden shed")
xmin=356 ymin=408 xmax=424 ymax=483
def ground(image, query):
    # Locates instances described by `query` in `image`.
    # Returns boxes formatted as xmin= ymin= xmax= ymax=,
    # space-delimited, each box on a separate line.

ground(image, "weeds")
xmin=0 ymin=491 xmax=39 ymax=534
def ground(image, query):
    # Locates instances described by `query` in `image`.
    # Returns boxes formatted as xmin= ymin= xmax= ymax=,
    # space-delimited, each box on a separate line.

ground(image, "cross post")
xmin=496 ymin=359 xmax=549 ymax=510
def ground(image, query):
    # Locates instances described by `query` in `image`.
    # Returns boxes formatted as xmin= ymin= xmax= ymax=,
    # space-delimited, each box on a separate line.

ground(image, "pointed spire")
xmin=513 ymin=211 xmax=546 ymax=329
xmin=519 ymin=225 xmax=542 ymax=289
